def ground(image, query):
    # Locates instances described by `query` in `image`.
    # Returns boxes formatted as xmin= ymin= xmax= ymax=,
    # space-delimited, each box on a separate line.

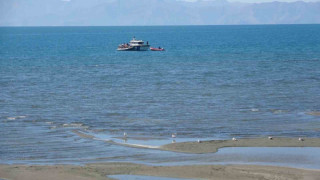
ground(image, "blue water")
xmin=1 ymin=25 xmax=320 ymax=166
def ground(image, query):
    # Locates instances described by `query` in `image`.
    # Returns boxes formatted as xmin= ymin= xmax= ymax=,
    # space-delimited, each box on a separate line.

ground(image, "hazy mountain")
xmin=0 ymin=0 xmax=319 ymax=26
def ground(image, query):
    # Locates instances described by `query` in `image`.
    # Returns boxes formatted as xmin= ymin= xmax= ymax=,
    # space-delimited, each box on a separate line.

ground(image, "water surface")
xmin=1 ymin=25 xmax=320 ymax=167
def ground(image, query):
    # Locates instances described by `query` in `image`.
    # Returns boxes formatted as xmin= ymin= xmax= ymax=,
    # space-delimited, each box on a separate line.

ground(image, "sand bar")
xmin=307 ymin=111 xmax=320 ymax=116
xmin=161 ymin=137 xmax=320 ymax=153
xmin=1 ymin=163 xmax=320 ymax=180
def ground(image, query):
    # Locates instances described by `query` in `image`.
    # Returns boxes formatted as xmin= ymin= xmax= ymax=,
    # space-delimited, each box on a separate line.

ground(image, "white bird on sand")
xmin=123 ymin=132 xmax=127 ymax=137
xmin=299 ymin=137 xmax=304 ymax=141
xmin=172 ymin=133 xmax=176 ymax=138
xmin=197 ymin=139 xmax=201 ymax=143
xmin=268 ymin=136 xmax=273 ymax=140
xmin=232 ymin=137 xmax=237 ymax=141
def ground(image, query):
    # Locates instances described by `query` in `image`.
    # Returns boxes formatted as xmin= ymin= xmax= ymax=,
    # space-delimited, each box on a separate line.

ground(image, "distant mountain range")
xmin=1 ymin=0 xmax=320 ymax=26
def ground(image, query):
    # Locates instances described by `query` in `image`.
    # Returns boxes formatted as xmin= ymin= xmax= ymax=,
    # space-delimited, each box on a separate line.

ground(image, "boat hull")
xmin=150 ymin=47 xmax=165 ymax=51
xmin=117 ymin=47 xmax=135 ymax=51
xmin=131 ymin=45 xmax=150 ymax=51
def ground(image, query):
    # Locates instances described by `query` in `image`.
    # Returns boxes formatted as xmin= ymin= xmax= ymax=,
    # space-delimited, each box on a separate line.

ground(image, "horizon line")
xmin=1 ymin=23 xmax=320 ymax=28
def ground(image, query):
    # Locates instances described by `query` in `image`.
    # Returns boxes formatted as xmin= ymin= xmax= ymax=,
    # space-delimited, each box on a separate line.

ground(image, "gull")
xmin=123 ymin=132 xmax=127 ymax=138
xmin=298 ymin=138 xmax=304 ymax=141
xmin=232 ymin=137 xmax=237 ymax=141
xmin=268 ymin=136 xmax=273 ymax=140
xmin=197 ymin=139 xmax=201 ymax=143
xmin=172 ymin=133 xmax=176 ymax=138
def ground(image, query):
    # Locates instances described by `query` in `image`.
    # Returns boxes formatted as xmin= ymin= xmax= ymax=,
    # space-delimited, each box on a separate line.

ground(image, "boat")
xmin=150 ymin=47 xmax=165 ymax=51
xmin=117 ymin=37 xmax=150 ymax=51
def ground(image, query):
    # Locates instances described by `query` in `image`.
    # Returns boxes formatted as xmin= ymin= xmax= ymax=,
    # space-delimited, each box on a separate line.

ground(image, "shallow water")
xmin=87 ymin=130 xmax=320 ymax=169
xmin=1 ymin=25 xmax=320 ymax=167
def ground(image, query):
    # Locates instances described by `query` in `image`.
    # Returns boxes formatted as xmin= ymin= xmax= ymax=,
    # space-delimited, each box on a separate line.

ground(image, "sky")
xmin=1 ymin=0 xmax=320 ymax=26
xmin=232 ymin=0 xmax=316 ymax=1
xmin=184 ymin=0 xmax=319 ymax=2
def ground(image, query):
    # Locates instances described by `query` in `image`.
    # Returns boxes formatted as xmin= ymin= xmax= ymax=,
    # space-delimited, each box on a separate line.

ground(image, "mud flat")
xmin=1 ymin=163 xmax=320 ymax=180
xmin=161 ymin=137 xmax=320 ymax=153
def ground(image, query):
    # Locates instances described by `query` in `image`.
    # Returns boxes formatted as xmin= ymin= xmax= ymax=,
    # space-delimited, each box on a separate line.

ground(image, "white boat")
xmin=117 ymin=37 xmax=150 ymax=51
xmin=129 ymin=37 xmax=150 ymax=51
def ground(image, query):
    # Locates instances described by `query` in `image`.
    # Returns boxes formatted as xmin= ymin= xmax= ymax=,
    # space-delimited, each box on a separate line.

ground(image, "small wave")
xmin=72 ymin=130 xmax=95 ymax=139
xmin=6 ymin=116 xmax=27 ymax=120
xmin=61 ymin=123 xmax=89 ymax=129
xmin=251 ymin=108 xmax=259 ymax=112
xmin=101 ymin=138 xmax=159 ymax=149
xmin=92 ymin=129 xmax=106 ymax=132
xmin=73 ymin=130 xmax=160 ymax=149
xmin=105 ymin=112 xmax=121 ymax=117
xmin=62 ymin=123 xmax=83 ymax=127
xmin=50 ymin=126 xmax=57 ymax=129
xmin=118 ymin=142 xmax=159 ymax=149
xmin=271 ymin=109 xmax=287 ymax=114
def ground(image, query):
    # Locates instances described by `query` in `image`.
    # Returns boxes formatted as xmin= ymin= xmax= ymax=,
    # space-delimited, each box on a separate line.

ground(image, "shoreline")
xmin=73 ymin=130 xmax=320 ymax=154
xmin=10 ymin=130 xmax=318 ymax=179
xmin=1 ymin=163 xmax=320 ymax=180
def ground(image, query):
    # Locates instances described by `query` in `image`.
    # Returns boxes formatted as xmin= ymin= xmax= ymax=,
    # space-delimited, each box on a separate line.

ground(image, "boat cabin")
xmin=130 ymin=38 xmax=145 ymax=45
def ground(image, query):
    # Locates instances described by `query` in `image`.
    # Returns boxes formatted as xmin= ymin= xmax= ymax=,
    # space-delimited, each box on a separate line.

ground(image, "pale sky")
xmin=184 ymin=0 xmax=319 ymax=2
xmin=228 ymin=0 xmax=319 ymax=2
xmin=2 ymin=0 xmax=319 ymax=26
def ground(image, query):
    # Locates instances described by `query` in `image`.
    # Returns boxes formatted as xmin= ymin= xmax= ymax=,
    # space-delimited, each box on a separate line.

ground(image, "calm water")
xmin=0 ymin=25 xmax=320 ymax=165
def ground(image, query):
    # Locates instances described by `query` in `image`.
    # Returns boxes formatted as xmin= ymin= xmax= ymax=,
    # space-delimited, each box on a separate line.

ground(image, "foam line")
xmin=73 ymin=130 xmax=160 ymax=149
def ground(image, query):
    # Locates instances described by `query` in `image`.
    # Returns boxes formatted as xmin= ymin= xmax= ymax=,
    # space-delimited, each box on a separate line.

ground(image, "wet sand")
xmin=161 ymin=137 xmax=320 ymax=153
xmin=2 ymin=137 xmax=320 ymax=180
xmin=1 ymin=163 xmax=320 ymax=180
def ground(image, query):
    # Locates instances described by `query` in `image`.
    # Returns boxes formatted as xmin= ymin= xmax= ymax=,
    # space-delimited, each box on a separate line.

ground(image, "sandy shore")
xmin=1 ymin=163 xmax=320 ymax=180
xmin=2 ymin=137 xmax=320 ymax=179
xmin=161 ymin=137 xmax=320 ymax=153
